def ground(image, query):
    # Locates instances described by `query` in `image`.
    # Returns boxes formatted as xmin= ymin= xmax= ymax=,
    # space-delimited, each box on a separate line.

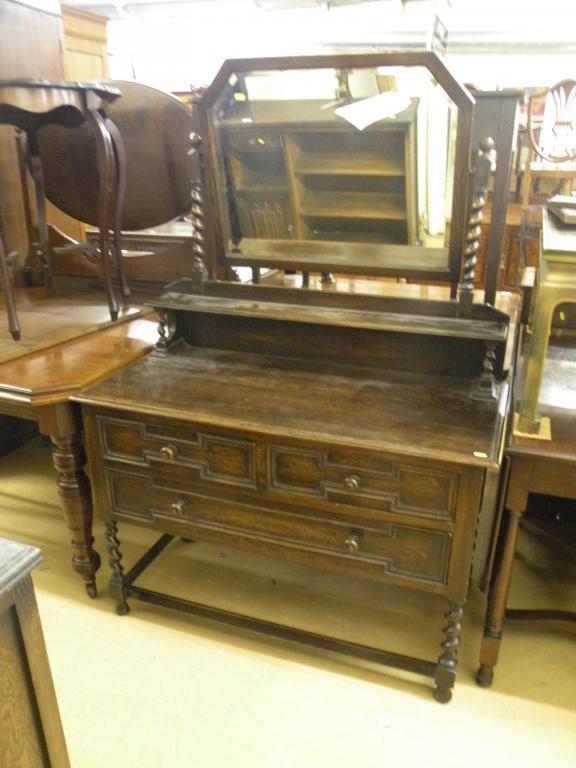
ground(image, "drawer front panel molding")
xmin=97 ymin=415 xmax=460 ymax=524
xmin=97 ymin=415 xmax=257 ymax=489
xmin=105 ymin=469 xmax=452 ymax=587
xmin=268 ymin=444 xmax=459 ymax=521
xmin=105 ymin=467 xmax=452 ymax=588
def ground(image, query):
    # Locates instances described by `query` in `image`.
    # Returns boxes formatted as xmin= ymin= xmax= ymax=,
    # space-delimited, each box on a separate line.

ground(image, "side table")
xmin=0 ymin=79 xmax=129 ymax=340
xmin=0 ymin=293 xmax=157 ymax=596
xmin=477 ymin=338 xmax=576 ymax=687
xmin=0 ymin=537 xmax=70 ymax=767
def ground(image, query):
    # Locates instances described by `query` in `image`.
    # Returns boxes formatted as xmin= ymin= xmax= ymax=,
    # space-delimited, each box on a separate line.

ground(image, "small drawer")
xmin=267 ymin=444 xmax=459 ymax=522
xmin=97 ymin=415 xmax=257 ymax=490
xmin=105 ymin=467 xmax=451 ymax=588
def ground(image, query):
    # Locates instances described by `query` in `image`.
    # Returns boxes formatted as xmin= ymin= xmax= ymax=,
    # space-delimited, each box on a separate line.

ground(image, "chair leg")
xmin=0 ymin=231 xmax=21 ymax=341
xmin=27 ymin=132 xmax=54 ymax=294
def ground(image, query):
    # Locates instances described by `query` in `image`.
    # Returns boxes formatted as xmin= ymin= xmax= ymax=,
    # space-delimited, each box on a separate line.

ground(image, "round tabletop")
xmin=37 ymin=80 xmax=194 ymax=230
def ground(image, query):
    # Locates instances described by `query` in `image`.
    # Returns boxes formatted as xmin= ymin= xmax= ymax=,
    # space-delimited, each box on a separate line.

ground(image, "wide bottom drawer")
xmin=106 ymin=467 xmax=452 ymax=590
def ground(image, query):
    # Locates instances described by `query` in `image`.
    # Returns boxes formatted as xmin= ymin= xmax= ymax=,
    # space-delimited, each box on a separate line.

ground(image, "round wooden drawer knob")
xmin=170 ymin=499 xmax=187 ymax=516
xmin=344 ymin=533 xmax=362 ymax=553
xmin=343 ymin=474 xmax=361 ymax=491
xmin=160 ymin=445 xmax=176 ymax=461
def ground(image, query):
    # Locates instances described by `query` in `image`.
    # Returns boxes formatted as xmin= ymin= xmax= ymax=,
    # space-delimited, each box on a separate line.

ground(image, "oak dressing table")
xmin=76 ymin=53 xmax=513 ymax=701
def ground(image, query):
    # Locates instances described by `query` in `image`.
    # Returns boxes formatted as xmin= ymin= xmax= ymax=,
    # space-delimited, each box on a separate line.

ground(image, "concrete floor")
xmin=1 ymin=437 xmax=575 ymax=768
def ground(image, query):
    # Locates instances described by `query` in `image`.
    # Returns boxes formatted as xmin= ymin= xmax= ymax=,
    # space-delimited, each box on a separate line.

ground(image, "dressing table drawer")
xmin=267 ymin=444 xmax=460 ymax=523
xmin=104 ymin=466 xmax=452 ymax=589
xmin=97 ymin=414 xmax=257 ymax=490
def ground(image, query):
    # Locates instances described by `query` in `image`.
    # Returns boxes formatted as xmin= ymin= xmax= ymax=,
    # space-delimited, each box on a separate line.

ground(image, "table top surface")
xmin=512 ymin=336 xmax=576 ymax=461
xmin=542 ymin=208 xmax=576 ymax=260
xmin=0 ymin=288 xmax=157 ymax=408
xmin=77 ymin=344 xmax=508 ymax=469
xmin=40 ymin=79 xmax=194 ymax=230
xmin=0 ymin=287 xmax=143 ymax=365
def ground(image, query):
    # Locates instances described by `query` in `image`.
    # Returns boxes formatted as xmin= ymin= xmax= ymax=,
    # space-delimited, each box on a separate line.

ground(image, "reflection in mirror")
xmin=208 ymin=65 xmax=459 ymax=273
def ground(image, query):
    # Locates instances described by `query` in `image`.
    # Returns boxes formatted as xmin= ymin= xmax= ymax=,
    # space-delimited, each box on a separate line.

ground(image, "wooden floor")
xmin=0 ymin=286 xmax=143 ymax=364
xmin=1 ymin=438 xmax=575 ymax=768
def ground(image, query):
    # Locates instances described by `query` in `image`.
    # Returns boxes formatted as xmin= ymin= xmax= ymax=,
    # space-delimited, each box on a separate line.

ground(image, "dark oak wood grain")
xmin=77 ymin=272 xmax=510 ymax=703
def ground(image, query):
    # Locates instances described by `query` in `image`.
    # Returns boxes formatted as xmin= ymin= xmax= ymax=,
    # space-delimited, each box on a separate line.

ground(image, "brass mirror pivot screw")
xmin=344 ymin=474 xmax=360 ymax=491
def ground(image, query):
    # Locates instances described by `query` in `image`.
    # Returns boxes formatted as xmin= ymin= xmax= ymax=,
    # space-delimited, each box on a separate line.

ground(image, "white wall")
xmin=106 ymin=0 xmax=576 ymax=93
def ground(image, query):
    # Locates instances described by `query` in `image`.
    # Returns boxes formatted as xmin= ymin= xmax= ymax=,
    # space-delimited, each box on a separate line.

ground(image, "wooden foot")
xmin=476 ymin=664 xmax=494 ymax=688
xmin=434 ymin=601 xmax=463 ymax=703
xmin=105 ymin=520 xmax=129 ymax=615
xmin=50 ymin=434 xmax=100 ymax=596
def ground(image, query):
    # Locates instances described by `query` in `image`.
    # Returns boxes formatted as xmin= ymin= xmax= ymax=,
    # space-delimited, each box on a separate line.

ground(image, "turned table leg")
xmin=434 ymin=601 xmax=463 ymax=703
xmin=477 ymin=456 xmax=531 ymax=687
xmin=37 ymin=404 xmax=101 ymax=597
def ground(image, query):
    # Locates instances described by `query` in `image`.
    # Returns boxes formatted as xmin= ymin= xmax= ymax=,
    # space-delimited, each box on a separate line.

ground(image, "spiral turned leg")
xmin=106 ymin=520 xmax=129 ymax=615
xmin=434 ymin=601 xmax=464 ymax=703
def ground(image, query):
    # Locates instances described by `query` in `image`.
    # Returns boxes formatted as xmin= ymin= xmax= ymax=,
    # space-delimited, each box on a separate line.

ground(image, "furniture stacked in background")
xmin=0 ymin=62 xmax=200 ymax=596
xmin=0 ymin=78 xmax=130 ymax=341
xmin=520 ymin=80 xmax=576 ymax=207
xmin=74 ymin=52 xmax=519 ymax=703
xmin=41 ymin=78 xmax=199 ymax=297
xmin=0 ymin=537 xmax=70 ymax=768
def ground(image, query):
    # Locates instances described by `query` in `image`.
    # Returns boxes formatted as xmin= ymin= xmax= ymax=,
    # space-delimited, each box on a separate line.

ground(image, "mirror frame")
xmin=197 ymin=52 xmax=474 ymax=286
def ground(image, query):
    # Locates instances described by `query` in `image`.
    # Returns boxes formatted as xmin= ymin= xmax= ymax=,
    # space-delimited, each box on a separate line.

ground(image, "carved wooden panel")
xmin=268 ymin=445 xmax=458 ymax=521
xmin=105 ymin=467 xmax=451 ymax=587
xmin=98 ymin=415 xmax=257 ymax=488
xmin=0 ymin=607 xmax=50 ymax=768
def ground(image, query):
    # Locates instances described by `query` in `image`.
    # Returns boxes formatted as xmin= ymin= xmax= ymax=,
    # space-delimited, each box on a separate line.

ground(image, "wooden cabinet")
xmin=218 ymin=101 xmax=417 ymax=248
xmin=62 ymin=5 xmax=109 ymax=82
xmin=0 ymin=538 xmax=70 ymax=768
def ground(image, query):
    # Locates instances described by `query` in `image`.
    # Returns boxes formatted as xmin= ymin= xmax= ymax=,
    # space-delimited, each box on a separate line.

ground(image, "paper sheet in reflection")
xmin=335 ymin=92 xmax=411 ymax=131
